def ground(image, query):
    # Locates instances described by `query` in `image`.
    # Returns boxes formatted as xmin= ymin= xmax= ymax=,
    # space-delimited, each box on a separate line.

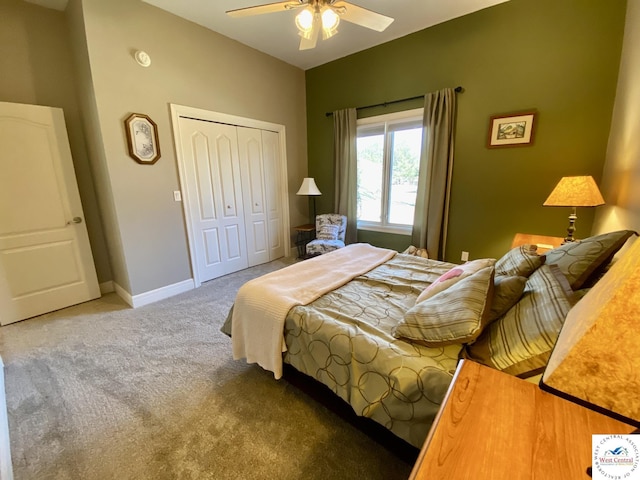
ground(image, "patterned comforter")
xmin=283 ymin=254 xmax=463 ymax=448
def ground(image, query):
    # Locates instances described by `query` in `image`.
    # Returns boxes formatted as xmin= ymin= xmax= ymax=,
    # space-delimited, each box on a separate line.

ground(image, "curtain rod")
xmin=325 ymin=86 xmax=463 ymax=117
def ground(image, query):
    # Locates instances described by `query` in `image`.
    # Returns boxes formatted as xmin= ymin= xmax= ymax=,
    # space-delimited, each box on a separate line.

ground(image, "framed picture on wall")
xmin=487 ymin=111 xmax=537 ymax=148
xmin=124 ymin=113 xmax=161 ymax=164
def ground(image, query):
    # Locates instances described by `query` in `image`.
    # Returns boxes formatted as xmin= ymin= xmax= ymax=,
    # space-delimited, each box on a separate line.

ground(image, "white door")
xmin=261 ymin=130 xmax=285 ymax=261
xmin=178 ymin=118 xmax=248 ymax=282
xmin=0 ymin=102 xmax=100 ymax=325
xmin=237 ymin=127 xmax=269 ymax=267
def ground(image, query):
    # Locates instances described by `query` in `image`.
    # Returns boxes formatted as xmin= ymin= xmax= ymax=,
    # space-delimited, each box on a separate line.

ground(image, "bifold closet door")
xmin=237 ymin=127 xmax=269 ymax=267
xmin=237 ymin=127 xmax=284 ymax=266
xmin=178 ymin=118 xmax=248 ymax=282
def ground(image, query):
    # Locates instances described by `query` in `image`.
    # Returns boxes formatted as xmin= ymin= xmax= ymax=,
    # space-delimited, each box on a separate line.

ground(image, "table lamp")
xmin=543 ymin=176 xmax=605 ymax=242
xmin=296 ymin=177 xmax=322 ymax=222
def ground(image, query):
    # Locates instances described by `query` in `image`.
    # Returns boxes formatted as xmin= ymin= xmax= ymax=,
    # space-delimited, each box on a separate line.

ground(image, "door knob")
xmin=67 ymin=217 xmax=83 ymax=225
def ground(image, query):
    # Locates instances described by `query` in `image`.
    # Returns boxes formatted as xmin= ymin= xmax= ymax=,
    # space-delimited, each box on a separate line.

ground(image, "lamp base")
xmin=562 ymin=209 xmax=578 ymax=244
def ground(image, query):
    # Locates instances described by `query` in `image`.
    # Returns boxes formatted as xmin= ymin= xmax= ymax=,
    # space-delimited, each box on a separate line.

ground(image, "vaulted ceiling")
xmin=25 ymin=0 xmax=510 ymax=70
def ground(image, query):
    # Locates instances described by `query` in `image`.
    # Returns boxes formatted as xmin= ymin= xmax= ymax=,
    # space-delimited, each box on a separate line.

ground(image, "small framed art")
xmin=487 ymin=111 xmax=537 ymax=148
xmin=124 ymin=113 xmax=161 ymax=164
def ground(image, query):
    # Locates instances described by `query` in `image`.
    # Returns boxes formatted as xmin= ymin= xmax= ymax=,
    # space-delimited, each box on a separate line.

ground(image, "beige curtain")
xmin=411 ymin=88 xmax=457 ymax=260
xmin=333 ymin=108 xmax=358 ymax=244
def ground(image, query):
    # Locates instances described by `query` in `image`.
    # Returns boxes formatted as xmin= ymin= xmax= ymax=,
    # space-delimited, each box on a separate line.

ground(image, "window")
xmin=356 ymin=108 xmax=423 ymax=234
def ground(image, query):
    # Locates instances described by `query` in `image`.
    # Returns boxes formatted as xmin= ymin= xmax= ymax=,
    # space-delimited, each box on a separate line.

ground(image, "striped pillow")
xmin=416 ymin=258 xmax=495 ymax=304
xmin=392 ymin=266 xmax=494 ymax=346
xmin=487 ymin=275 xmax=528 ymax=323
xmin=544 ymin=230 xmax=637 ymax=289
xmin=463 ymin=264 xmax=574 ymax=378
xmin=495 ymin=244 xmax=544 ymax=277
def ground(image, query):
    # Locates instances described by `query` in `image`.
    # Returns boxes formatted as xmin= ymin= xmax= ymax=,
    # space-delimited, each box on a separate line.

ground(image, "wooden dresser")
xmin=409 ymin=360 xmax=635 ymax=480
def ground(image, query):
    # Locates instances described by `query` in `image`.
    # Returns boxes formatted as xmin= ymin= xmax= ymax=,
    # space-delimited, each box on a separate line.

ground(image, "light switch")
xmin=173 ymin=191 xmax=182 ymax=202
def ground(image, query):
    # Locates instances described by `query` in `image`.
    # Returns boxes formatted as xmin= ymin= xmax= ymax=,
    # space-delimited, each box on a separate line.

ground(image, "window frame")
xmin=356 ymin=108 xmax=424 ymax=235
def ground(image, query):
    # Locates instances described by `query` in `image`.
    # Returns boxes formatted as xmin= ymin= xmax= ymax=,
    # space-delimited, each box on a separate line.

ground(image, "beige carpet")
xmin=0 ymin=259 xmax=414 ymax=480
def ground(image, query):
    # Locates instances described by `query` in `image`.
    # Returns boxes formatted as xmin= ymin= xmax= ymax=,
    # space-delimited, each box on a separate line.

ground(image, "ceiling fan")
xmin=226 ymin=0 xmax=394 ymax=51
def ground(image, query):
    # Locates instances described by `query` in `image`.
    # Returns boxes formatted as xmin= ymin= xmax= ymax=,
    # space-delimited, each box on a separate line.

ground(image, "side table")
xmin=511 ymin=232 xmax=565 ymax=253
xmin=409 ymin=360 xmax=634 ymax=479
xmin=293 ymin=223 xmax=315 ymax=259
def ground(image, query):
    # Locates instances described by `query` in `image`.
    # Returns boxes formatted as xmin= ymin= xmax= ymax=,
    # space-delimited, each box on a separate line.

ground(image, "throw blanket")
xmin=231 ymin=243 xmax=396 ymax=379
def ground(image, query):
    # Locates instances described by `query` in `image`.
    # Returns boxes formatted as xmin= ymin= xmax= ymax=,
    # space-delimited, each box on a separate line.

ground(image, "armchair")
xmin=306 ymin=214 xmax=347 ymax=256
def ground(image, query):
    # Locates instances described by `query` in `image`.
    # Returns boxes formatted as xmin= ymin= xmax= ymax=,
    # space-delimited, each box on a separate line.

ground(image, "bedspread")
xmin=232 ymin=243 xmax=396 ymax=379
xmin=283 ymin=254 xmax=463 ymax=448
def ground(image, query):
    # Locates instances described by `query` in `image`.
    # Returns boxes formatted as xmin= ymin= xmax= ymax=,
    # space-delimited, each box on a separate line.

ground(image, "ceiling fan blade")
xmin=227 ymin=1 xmax=303 ymax=18
xmin=333 ymin=1 xmax=394 ymax=32
xmin=299 ymin=16 xmax=320 ymax=50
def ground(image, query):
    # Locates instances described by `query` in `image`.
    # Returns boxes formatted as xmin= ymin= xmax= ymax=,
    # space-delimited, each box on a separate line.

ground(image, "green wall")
xmin=305 ymin=0 xmax=626 ymax=262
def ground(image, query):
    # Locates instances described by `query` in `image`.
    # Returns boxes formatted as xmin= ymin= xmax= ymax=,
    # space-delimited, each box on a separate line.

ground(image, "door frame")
xmin=170 ymin=104 xmax=290 ymax=288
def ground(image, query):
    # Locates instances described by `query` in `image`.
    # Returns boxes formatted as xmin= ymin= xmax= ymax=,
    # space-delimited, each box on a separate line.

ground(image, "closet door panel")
xmin=178 ymin=118 xmax=247 ymax=282
xmin=211 ymin=127 xmax=247 ymax=275
xmin=224 ymin=224 xmax=243 ymax=261
xmin=184 ymin=128 xmax=224 ymax=280
xmin=216 ymin=135 xmax=240 ymax=219
xmin=193 ymin=133 xmax=218 ymax=221
xmin=202 ymin=228 xmax=222 ymax=265
xmin=238 ymin=127 xmax=269 ymax=267
xmin=262 ymin=130 xmax=284 ymax=260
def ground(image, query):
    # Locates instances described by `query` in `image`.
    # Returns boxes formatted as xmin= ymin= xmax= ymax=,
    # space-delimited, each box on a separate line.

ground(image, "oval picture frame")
xmin=124 ymin=113 xmax=161 ymax=164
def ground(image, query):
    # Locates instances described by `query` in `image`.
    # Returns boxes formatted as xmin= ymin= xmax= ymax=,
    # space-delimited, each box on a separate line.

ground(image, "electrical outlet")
xmin=173 ymin=190 xmax=182 ymax=202
xmin=461 ymin=251 xmax=469 ymax=262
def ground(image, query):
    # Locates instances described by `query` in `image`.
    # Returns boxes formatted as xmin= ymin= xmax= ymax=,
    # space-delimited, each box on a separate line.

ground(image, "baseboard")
xmin=99 ymin=281 xmax=114 ymax=294
xmin=0 ymin=357 xmax=14 ymax=480
xmin=113 ymin=279 xmax=195 ymax=308
xmin=113 ymin=282 xmax=133 ymax=307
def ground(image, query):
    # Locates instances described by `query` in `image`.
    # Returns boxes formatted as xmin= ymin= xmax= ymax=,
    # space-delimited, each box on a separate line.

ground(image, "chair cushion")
xmin=306 ymin=239 xmax=345 ymax=255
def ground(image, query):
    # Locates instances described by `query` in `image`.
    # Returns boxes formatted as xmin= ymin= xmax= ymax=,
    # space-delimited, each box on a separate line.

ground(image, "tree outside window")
xmin=356 ymin=109 xmax=423 ymax=234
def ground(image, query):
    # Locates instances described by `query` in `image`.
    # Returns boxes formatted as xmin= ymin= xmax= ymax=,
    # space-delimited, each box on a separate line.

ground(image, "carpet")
xmin=0 ymin=258 xmax=414 ymax=479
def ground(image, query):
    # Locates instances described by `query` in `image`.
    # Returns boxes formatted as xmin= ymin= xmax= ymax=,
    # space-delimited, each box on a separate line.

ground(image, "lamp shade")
xmin=541 ymin=236 xmax=640 ymax=425
xmin=296 ymin=177 xmax=322 ymax=196
xmin=543 ymin=175 xmax=605 ymax=207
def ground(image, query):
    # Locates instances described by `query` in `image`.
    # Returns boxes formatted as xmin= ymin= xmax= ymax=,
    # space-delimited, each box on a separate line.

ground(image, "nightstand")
xmin=512 ymin=233 xmax=565 ymax=253
xmin=293 ymin=223 xmax=315 ymax=258
xmin=409 ymin=360 xmax=634 ymax=480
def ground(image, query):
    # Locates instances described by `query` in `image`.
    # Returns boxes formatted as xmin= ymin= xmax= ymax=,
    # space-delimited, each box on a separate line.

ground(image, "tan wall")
xmin=78 ymin=0 xmax=308 ymax=295
xmin=0 ymin=0 xmax=112 ymax=284
xmin=593 ymin=0 xmax=640 ymax=236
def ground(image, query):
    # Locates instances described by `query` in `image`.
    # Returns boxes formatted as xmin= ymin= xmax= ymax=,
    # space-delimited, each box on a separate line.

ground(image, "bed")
xmin=223 ymin=230 xmax=637 ymax=448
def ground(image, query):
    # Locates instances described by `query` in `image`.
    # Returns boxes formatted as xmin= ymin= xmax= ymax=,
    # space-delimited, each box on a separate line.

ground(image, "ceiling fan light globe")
xmin=295 ymin=8 xmax=314 ymax=34
xmin=321 ymin=7 xmax=340 ymax=30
